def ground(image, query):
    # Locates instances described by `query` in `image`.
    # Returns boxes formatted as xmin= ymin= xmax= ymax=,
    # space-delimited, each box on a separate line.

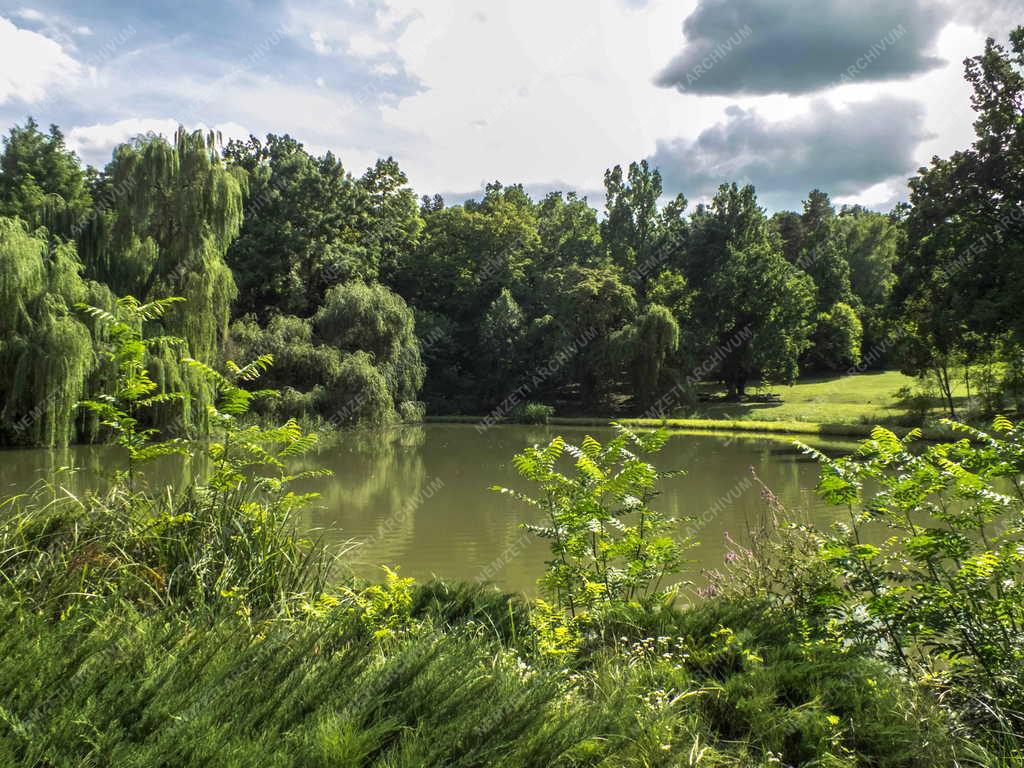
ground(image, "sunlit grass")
xmin=429 ymin=370 xmax=967 ymax=437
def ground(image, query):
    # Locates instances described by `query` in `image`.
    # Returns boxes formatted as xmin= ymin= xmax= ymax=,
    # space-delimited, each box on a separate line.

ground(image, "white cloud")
xmin=942 ymin=0 xmax=1021 ymax=39
xmin=823 ymin=22 xmax=984 ymax=170
xmin=347 ymin=31 xmax=391 ymax=58
xmin=12 ymin=8 xmax=97 ymax=49
xmin=67 ymin=118 xmax=249 ymax=165
xmin=309 ymin=29 xmax=330 ymax=55
xmin=15 ymin=8 xmax=45 ymax=22
xmin=0 ymin=15 xmax=82 ymax=104
xmin=648 ymin=97 xmax=931 ymax=210
xmin=376 ymin=0 xmax=703 ymax=195
xmin=288 ymin=1 xmax=416 ymax=61
xmin=834 ymin=180 xmax=903 ymax=209
xmin=180 ymin=70 xmax=422 ymax=165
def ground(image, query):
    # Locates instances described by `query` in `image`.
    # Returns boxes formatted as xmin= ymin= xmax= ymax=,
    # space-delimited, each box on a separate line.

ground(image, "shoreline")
xmin=425 ymin=414 xmax=954 ymax=441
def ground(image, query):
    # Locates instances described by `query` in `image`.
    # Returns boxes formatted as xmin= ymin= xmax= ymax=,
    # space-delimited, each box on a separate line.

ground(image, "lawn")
xmin=693 ymin=370 xmax=922 ymax=426
xmin=429 ymin=370 xmax=976 ymax=439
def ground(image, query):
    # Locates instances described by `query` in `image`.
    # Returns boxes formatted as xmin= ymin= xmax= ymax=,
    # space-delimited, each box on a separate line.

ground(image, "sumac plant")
xmin=493 ymin=423 xmax=688 ymax=616
xmin=798 ymin=418 xmax=1024 ymax=728
xmin=77 ymin=296 xmax=190 ymax=490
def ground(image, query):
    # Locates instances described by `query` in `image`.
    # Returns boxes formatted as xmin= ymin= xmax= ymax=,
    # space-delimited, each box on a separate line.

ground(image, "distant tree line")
xmin=0 ymin=27 xmax=1021 ymax=446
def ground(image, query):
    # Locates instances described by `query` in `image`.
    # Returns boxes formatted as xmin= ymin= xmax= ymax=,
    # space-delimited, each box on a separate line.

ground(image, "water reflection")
xmin=0 ymin=425 xmax=859 ymax=594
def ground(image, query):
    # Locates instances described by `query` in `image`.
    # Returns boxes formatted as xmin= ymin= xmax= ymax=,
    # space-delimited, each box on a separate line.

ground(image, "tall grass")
xmin=0 ymin=475 xmax=332 ymax=618
xmin=1 ymin=589 xmax=971 ymax=767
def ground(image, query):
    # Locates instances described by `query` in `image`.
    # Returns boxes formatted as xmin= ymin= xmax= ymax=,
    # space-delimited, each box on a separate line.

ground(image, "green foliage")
xmin=602 ymin=159 xmax=688 ymax=299
xmin=183 ymin=353 xmax=325 ymax=499
xmin=1 ymin=355 xmax=330 ymax=618
xmin=398 ymin=399 xmax=426 ymax=423
xmin=536 ymin=190 xmax=603 ymax=269
xmin=479 ymin=287 xmax=526 ymax=396
xmin=0 ymin=415 xmax=1012 ymax=765
xmin=0 ymin=118 xmax=91 ymax=220
xmin=542 ymin=264 xmax=639 ymax=408
xmin=226 ymin=281 xmax=426 ymax=428
xmin=3 ymin=27 xmax=1022 ymax=437
xmin=91 ymin=127 xmax=245 ymax=365
xmin=494 ymin=424 xmax=688 ymax=615
xmin=223 ymin=134 xmax=414 ymax=317
xmin=0 ymin=218 xmax=103 ymax=446
xmin=342 ymin=565 xmax=416 ymax=639
xmin=804 ymin=301 xmax=863 ymax=372
xmin=509 ymin=401 xmax=554 ymax=424
xmin=794 ymin=190 xmax=853 ymax=311
xmin=361 ymin=157 xmax=423 ymax=287
xmin=315 ymin=281 xmax=425 ymax=409
xmin=77 ymin=295 xmax=189 ymax=487
xmin=229 ymin=313 xmax=342 ymax=393
xmin=834 ymin=206 xmax=900 ymax=311
xmin=799 ymin=420 xmax=1024 ymax=729
xmin=627 ymin=303 xmax=681 ymax=409
xmin=894 ymin=27 xmax=1024 ymax=407
xmin=0 ymin=588 xmax=972 ymax=766
xmin=328 ymin=351 xmax=398 ymax=427
xmin=685 ymin=184 xmax=815 ymax=397
xmin=709 ymin=419 xmax=1024 ymax=742
xmin=528 ymin=597 xmax=582 ymax=657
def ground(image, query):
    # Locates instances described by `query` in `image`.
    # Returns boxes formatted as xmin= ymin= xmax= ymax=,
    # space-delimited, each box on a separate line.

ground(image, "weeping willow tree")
xmin=314 ymin=281 xmax=425 ymax=419
xmin=69 ymin=128 xmax=248 ymax=435
xmin=0 ymin=217 xmax=110 ymax=446
xmin=626 ymin=303 xmax=680 ymax=410
xmin=89 ymin=127 xmax=246 ymax=364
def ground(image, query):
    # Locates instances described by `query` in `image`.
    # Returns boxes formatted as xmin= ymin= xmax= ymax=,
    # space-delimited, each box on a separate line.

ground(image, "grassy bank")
xmin=429 ymin=414 xmax=949 ymax=440
xmin=694 ymin=370 xmax=919 ymax=425
xmin=1 ymin=586 xmax=968 ymax=767
xmin=428 ymin=371 xmax=966 ymax=440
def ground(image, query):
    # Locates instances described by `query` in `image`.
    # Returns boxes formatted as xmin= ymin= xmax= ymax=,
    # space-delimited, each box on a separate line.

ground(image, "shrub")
xmin=716 ymin=419 xmax=1024 ymax=743
xmin=1 ymin=339 xmax=334 ymax=618
xmin=509 ymin=401 xmax=555 ymax=424
xmin=398 ymin=400 xmax=426 ymax=423
xmin=494 ymin=423 xmax=688 ymax=616
xmin=342 ymin=565 xmax=416 ymax=639
xmin=325 ymin=351 xmax=397 ymax=426
xmin=804 ymin=301 xmax=863 ymax=372
xmin=0 ymin=414 xmax=1002 ymax=765
xmin=894 ymin=383 xmax=936 ymax=425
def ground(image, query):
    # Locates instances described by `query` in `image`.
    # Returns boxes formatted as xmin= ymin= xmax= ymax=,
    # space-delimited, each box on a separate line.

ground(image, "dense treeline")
xmin=1 ymin=29 xmax=1022 ymax=446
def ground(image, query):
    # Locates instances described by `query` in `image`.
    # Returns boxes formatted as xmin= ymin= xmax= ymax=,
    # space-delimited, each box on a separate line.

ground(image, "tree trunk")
xmin=964 ymin=362 xmax=972 ymax=413
xmin=726 ymin=376 xmax=747 ymax=401
xmin=935 ymin=362 xmax=956 ymax=418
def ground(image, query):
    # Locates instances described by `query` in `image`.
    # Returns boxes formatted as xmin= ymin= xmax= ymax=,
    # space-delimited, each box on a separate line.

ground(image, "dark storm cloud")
xmin=655 ymin=0 xmax=950 ymax=95
xmin=648 ymin=97 xmax=932 ymax=211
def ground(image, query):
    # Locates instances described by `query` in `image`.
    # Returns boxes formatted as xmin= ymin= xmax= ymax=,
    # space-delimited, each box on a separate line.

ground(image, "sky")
xmin=0 ymin=0 xmax=1019 ymax=212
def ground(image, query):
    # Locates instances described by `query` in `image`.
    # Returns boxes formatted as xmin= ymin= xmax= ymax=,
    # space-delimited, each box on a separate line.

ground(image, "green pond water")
xmin=0 ymin=424 xmax=860 ymax=595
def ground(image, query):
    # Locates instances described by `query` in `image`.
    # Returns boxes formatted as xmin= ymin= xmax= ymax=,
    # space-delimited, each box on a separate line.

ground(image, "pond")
xmin=0 ymin=424 xmax=860 ymax=595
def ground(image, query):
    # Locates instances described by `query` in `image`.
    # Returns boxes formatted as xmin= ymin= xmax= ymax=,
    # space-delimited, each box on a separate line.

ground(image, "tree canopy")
xmin=0 ymin=25 xmax=1021 ymax=443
